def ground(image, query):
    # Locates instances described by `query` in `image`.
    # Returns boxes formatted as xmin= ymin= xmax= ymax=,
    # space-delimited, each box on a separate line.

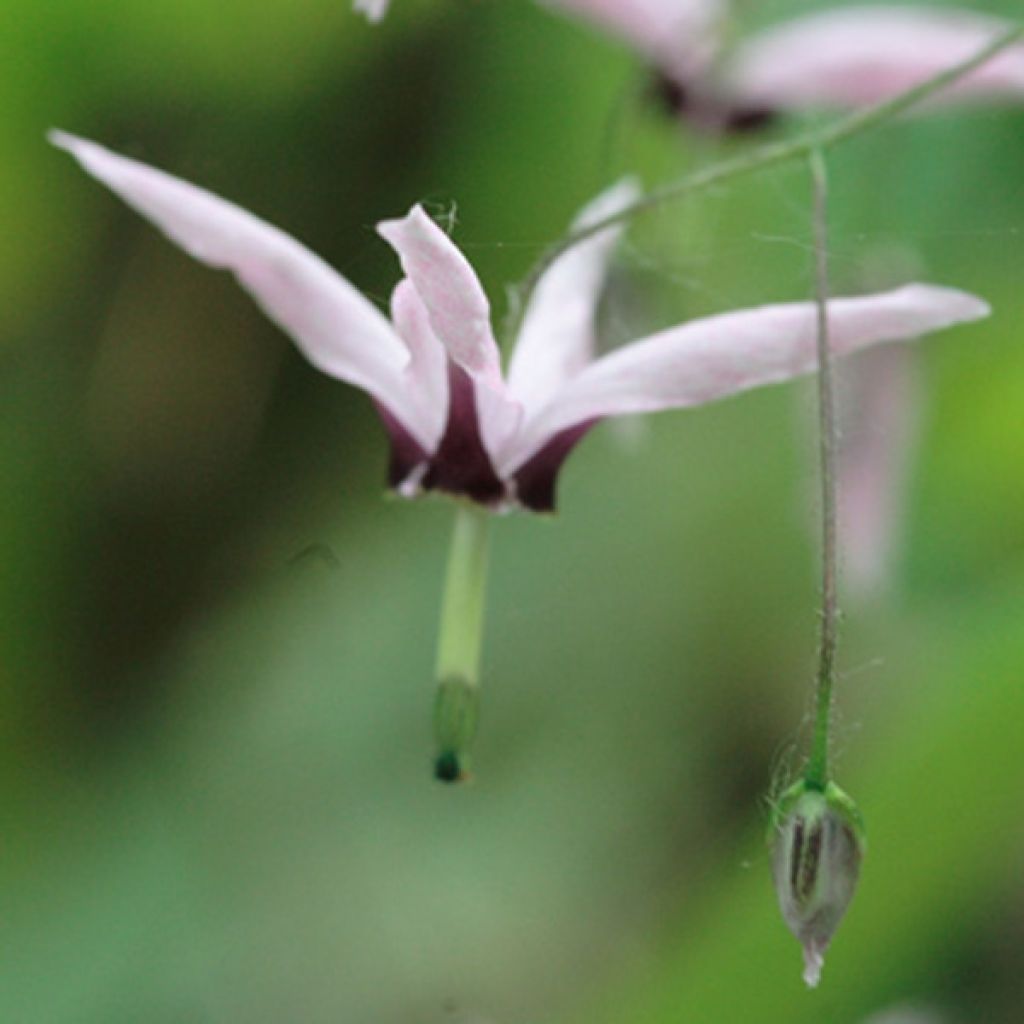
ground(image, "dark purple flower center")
xmin=376 ymin=365 xmax=600 ymax=513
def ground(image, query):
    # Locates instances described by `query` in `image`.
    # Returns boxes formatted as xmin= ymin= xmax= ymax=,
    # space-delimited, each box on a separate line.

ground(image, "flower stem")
xmin=505 ymin=22 xmax=1024 ymax=345
xmin=805 ymin=147 xmax=836 ymax=792
xmin=433 ymin=502 xmax=491 ymax=782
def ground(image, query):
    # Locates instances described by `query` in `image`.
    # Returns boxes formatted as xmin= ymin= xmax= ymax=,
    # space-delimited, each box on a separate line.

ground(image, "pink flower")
xmin=51 ymin=131 xmax=989 ymax=511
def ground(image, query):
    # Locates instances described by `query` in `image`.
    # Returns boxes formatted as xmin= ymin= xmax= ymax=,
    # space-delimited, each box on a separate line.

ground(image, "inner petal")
xmin=423 ymin=363 xmax=507 ymax=506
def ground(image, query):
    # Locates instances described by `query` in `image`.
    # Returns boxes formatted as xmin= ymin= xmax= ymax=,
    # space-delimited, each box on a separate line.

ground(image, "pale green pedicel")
xmin=434 ymin=502 xmax=492 ymax=782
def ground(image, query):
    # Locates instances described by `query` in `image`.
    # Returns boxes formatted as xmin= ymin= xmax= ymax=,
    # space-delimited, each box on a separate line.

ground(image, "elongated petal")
xmin=729 ymin=7 xmax=1024 ymax=111
xmin=49 ymin=132 xmax=431 ymax=445
xmin=506 ymin=178 xmax=640 ymax=416
xmin=390 ymin=279 xmax=448 ymax=449
xmin=376 ymin=205 xmax=503 ymax=387
xmin=354 ymin=0 xmax=389 ymax=22
xmin=837 ymin=345 xmax=920 ymax=600
xmin=505 ymin=285 xmax=989 ymax=472
xmin=377 ymin=204 xmax=522 ymax=466
xmin=537 ymin=0 xmax=724 ymax=81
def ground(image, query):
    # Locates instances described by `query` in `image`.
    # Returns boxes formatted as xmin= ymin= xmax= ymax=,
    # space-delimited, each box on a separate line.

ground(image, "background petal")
xmin=535 ymin=0 xmax=724 ymax=81
xmin=728 ymin=7 xmax=1024 ymax=112
xmin=353 ymin=0 xmax=389 ymax=23
xmin=506 ymin=178 xmax=640 ymax=417
xmin=504 ymin=284 xmax=989 ymax=472
xmin=49 ymin=132 xmax=430 ymax=445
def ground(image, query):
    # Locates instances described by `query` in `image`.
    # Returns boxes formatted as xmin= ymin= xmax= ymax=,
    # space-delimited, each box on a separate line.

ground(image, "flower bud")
xmin=433 ymin=675 xmax=480 ymax=783
xmin=771 ymin=780 xmax=866 ymax=987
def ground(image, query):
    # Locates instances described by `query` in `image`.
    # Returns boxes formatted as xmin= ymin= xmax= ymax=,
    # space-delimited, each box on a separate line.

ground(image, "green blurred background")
xmin=3 ymin=1 xmax=1024 ymax=1021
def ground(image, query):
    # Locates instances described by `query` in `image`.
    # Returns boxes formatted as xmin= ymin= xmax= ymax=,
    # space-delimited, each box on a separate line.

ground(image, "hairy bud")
xmin=771 ymin=781 xmax=866 ymax=987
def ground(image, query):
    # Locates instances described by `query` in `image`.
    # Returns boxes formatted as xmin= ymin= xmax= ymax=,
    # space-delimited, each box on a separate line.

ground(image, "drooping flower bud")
xmin=771 ymin=780 xmax=866 ymax=987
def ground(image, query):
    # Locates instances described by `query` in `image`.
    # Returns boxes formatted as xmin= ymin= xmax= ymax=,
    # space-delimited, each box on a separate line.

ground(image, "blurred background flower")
xmin=3 ymin=1 xmax=1024 ymax=1022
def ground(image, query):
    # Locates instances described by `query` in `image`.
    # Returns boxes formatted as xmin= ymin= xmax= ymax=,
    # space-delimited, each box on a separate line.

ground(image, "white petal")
xmin=729 ymin=6 xmax=1024 ymax=112
xmin=354 ymin=0 xmax=389 ymax=22
xmin=503 ymin=285 xmax=989 ymax=472
xmin=376 ymin=205 xmax=503 ymax=387
xmin=49 ymin=131 xmax=433 ymax=446
xmin=376 ymin=204 xmax=522 ymax=463
xmin=389 ymin=279 xmax=449 ymax=450
xmin=536 ymin=0 xmax=724 ymax=81
xmin=506 ymin=178 xmax=641 ymax=416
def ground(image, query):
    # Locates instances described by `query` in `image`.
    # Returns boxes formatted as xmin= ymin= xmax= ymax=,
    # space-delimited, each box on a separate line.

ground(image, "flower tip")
xmin=434 ymin=676 xmax=480 ymax=784
xmin=434 ymin=751 xmax=471 ymax=784
xmin=353 ymin=0 xmax=389 ymax=22
xmin=906 ymin=283 xmax=991 ymax=324
xmin=935 ymin=286 xmax=991 ymax=323
xmin=607 ymin=174 xmax=644 ymax=205
xmin=802 ymin=943 xmax=825 ymax=989
xmin=964 ymin=294 xmax=992 ymax=321
xmin=47 ymin=130 xmax=107 ymax=174
xmin=47 ymin=128 xmax=78 ymax=152
xmin=375 ymin=203 xmax=428 ymax=246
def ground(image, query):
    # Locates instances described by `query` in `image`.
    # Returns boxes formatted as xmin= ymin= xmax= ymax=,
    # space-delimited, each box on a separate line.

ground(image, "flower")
xmin=353 ymin=0 xmax=390 ymax=23
xmin=771 ymin=780 xmax=866 ymax=988
xmin=51 ymin=131 xmax=990 ymax=512
xmin=538 ymin=2 xmax=1024 ymax=129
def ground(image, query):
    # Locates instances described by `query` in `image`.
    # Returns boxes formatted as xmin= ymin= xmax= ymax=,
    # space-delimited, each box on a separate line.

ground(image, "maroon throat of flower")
xmin=376 ymin=364 xmax=599 ymax=513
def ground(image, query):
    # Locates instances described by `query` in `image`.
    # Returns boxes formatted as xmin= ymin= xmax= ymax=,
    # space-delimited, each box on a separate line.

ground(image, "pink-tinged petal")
xmin=505 ymin=284 xmax=988 ymax=472
xmin=354 ymin=0 xmax=389 ymax=22
xmin=837 ymin=345 xmax=921 ymax=600
xmin=390 ymin=279 xmax=448 ymax=449
xmin=377 ymin=204 xmax=523 ymax=469
xmin=376 ymin=205 xmax=503 ymax=387
xmin=728 ymin=7 xmax=1024 ymax=112
xmin=507 ymin=178 xmax=641 ymax=416
xmin=537 ymin=0 xmax=724 ymax=81
xmin=49 ymin=132 xmax=434 ymax=447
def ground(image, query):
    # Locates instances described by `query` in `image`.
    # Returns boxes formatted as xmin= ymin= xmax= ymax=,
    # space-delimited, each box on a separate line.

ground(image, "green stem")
xmin=805 ymin=148 xmax=837 ymax=791
xmin=433 ymin=502 xmax=492 ymax=782
xmin=504 ymin=23 xmax=1024 ymax=347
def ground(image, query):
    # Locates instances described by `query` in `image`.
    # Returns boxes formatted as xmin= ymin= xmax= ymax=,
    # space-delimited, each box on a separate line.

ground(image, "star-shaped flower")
xmin=51 ymin=132 xmax=989 ymax=513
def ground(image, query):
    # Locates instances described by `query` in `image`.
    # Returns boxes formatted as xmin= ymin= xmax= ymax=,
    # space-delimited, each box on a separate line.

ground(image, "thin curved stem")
xmin=504 ymin=22 xmax=1024 ymax=347
xmin=805 ymin=148 xmax=837 ymax=791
